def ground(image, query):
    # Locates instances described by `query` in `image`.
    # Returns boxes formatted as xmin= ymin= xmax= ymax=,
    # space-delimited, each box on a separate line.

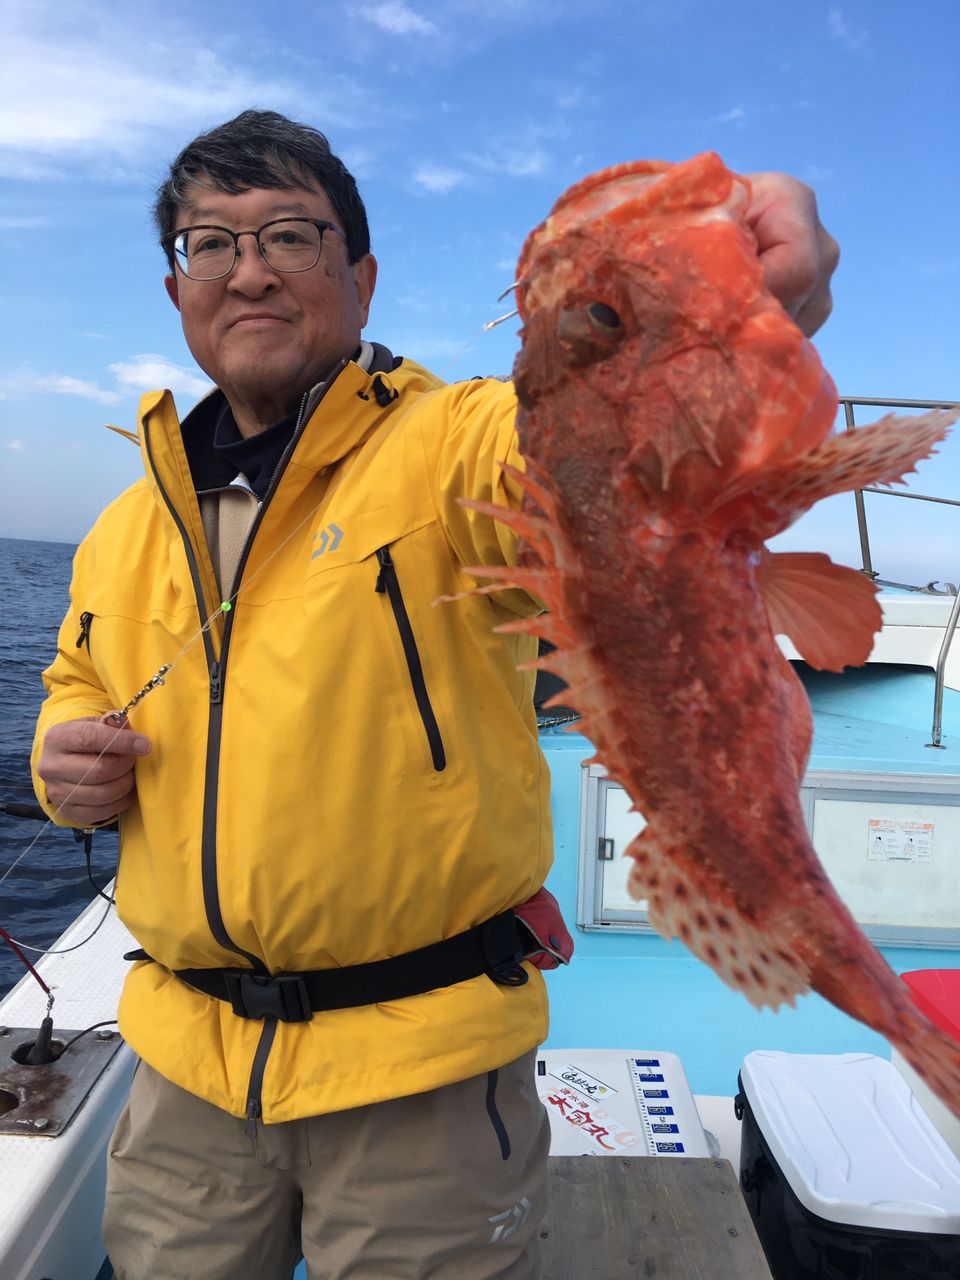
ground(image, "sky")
xmin=0 ymin=0 xmax=957 ymax=584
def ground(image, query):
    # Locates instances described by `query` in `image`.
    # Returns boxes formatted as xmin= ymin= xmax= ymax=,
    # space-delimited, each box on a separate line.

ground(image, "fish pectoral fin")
xmin=626 ymin=824 xmax=810 ymax=1011
xmin=758 ymin=549 xmax=882 ymax=672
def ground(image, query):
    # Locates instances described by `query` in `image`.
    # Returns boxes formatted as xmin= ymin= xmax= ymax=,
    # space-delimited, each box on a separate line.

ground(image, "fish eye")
xmin=554 ymin=301 xmax=625 ymax=369
xmin=587 ymin=302 xmax=622 ymax=332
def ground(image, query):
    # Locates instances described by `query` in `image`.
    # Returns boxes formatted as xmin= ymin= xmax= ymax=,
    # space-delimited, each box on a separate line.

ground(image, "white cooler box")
xmin=736 ymin=1050 xmax=960 ymax=1279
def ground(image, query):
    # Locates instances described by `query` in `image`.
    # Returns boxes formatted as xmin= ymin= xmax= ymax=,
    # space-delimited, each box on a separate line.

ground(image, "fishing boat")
xmin=1 ymin=395 xmax=958 ymax=1279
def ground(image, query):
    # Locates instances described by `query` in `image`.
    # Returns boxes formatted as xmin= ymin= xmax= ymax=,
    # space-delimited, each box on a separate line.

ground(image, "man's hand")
xmin=37 ymin=717 xmax=151 ymax=826
xmin=746 ymin=172 xmax=840 ymax=338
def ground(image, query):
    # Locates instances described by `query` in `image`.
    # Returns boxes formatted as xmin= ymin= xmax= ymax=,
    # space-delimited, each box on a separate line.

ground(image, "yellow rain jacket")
xmin=32 ymin=355 xmax=552 ymax=1122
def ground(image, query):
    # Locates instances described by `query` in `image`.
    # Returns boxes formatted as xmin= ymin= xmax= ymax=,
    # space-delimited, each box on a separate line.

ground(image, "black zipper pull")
xmin=372 ymin=374 xmax=398 ymax=408
xmin=244 ymin=1098 xmax=261 ymax=1138
xmin=76 ymin=611 xmax=93 ymax=651
xmin=209 ymin=660 xmax=223 ymax=704
xmin=374 ymin=545 xmax=392 ymax=594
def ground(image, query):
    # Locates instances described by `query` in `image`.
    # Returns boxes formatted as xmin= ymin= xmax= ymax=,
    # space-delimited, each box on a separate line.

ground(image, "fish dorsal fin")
xmin=759 ymin=550 xmax=881 ymax=671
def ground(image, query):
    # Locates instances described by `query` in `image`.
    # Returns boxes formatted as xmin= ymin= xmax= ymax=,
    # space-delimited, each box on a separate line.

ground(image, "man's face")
xmin=164 ymin=180 xmax=377 ymax=436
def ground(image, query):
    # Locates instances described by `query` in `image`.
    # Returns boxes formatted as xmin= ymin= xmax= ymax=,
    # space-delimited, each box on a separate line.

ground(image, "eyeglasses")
xmin=163 ymin=218 xmax=348 ymax=281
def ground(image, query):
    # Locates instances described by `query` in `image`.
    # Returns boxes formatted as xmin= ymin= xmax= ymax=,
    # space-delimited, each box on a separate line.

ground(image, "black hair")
xmin=153 ymin=109 xmax=370 ymax=267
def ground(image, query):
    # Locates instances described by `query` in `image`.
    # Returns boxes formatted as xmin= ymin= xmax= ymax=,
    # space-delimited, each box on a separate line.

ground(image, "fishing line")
xmin=6 ymin=896 xmax=114 ymax=957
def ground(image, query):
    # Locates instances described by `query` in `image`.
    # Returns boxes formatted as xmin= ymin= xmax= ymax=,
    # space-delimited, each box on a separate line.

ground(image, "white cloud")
xmin=40 ymin=374 xmax=122 ymax=404
xmin=397 ymin=288 xmax=436 ymax=312
xmin=360 ymin=2 xmax=437 ymax=35
xmin=709 ymin=106 xmax=746 ymax=126
xmin=412 ymin=164 xmax=468 ymax=194
xmin=412 ymin=136 xmax=553 ymax=196
xmin=0 ymin=371 xmax=120 ymax=404
xmin=0 ymin=215 xmax=53 ymax=229
xmin=0 ymin=12 xmax=372 ymax=181
xmin=338 ymin=143 xmax=378 ymax=181
xmin=828 ymin=9 xmax=869 ymax=53
xmin=1 ymin=47 xmax=292 ymax=156
xmin=0 ymin=153 xmax=65 ymax=181
xmin=389 ymin=335 xmax=476 ymax=363
xmin=472 ymin=146 xmax=548 ymax=178
xmin=4 ymin=438 xmax=26 ymax=452
xmin=110 ymin=355 xmax=213 ymax=398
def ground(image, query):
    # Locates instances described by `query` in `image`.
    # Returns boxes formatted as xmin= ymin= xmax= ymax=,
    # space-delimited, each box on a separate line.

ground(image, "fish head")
xmin=512 ymin=152 xmax=836 ymax=518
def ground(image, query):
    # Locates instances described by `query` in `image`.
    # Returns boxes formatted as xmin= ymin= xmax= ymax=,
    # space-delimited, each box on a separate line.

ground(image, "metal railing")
xmin=840 ymin=396 xmax=960 ymax=748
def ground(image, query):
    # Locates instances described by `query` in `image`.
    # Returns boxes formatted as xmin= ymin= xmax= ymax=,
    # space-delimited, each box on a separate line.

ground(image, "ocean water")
xmin=0 ymin=536 xmax=119 ymax=997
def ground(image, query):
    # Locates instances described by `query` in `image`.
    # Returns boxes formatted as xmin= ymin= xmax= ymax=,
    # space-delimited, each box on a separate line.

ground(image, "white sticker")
xmin=867 ymin=818 xmax=934 ymax=862
xmin=548 ymin=1064 xmax=618 ymax=1101
xmin=542 ymin=1086 xmax=644 ymax=1152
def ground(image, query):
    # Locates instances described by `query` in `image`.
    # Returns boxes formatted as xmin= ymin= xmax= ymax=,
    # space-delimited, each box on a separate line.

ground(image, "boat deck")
xmin=804 ymin=664 xmax=960 ymax=774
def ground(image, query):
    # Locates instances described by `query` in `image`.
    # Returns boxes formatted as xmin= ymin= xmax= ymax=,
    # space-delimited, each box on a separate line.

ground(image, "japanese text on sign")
xmin=867 ymin=819 xmax=933 ymax=863
xmin=544 ymin=1086 xmax=644 ymax=1153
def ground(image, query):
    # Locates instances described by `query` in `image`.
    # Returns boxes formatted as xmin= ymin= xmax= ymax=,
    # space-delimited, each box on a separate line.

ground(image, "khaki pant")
xmin=104 ymin=1053 xmax=549 ymax=1280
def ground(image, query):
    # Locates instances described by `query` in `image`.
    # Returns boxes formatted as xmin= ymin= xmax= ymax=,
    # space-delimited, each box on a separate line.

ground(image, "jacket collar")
xmin=136 ymin=344 xmax=445 ymax=519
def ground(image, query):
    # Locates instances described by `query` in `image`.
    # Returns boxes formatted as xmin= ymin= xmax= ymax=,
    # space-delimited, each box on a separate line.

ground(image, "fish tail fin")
xmin=812 ymin=940 xmax=960 ymax=1118
xmin=897 ymin=1018 xmax=960 ymax=1120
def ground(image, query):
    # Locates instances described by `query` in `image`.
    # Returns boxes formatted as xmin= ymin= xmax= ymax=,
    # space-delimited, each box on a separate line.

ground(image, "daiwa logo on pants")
xmin=488 ymin=1197 xmax=531 ymax=1243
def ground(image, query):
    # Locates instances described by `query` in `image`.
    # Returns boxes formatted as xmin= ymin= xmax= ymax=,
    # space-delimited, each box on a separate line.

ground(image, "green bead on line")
xmin=220 ymin=601 xmax=232 ymax=612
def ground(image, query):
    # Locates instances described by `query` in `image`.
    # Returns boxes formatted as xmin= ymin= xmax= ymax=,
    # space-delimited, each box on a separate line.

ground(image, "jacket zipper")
xmin=149 ymin=385 xmax=344 ymax=1129
xmin=75 ymin=611 xmax=94 ymax=653
xmin=141 ymin=419 xmax=264 ymax=974
xmin=209 ymin=395 xmax=320 ymax=1127
xmin=244 ymin=1017 xmax=278 ymax=1135
xmin=374 ymin=545 xmax=446 ymax=772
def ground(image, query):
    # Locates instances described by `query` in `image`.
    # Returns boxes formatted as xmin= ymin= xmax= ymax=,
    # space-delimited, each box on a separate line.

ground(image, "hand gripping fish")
xmin=479 ymin=153 xmax=960 ymax=1112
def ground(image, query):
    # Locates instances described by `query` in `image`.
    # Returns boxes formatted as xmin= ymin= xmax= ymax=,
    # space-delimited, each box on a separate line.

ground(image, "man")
xmin=33 ymin=111 xmax=838 ymax=1279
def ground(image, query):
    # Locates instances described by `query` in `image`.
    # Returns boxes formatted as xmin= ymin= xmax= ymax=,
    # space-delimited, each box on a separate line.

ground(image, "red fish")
xmin=481 ymin=154 xmax=960 ymax=1112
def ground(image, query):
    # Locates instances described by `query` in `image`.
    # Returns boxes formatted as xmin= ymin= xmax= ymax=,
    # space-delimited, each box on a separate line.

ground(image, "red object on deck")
xmin=902 ymin=969 xmax=960 ymax=1044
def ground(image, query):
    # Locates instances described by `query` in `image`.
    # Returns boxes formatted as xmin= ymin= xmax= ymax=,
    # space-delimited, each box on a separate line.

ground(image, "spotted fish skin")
xmin=480 ymin=153 xmax=960 ymax=1112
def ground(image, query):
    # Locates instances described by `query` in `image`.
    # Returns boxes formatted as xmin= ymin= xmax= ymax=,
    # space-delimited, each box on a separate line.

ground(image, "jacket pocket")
xmin=374 ymin=544 xmax=446 ymax=772
xmin=485 ymin=1069 xmax=511 ymax=1161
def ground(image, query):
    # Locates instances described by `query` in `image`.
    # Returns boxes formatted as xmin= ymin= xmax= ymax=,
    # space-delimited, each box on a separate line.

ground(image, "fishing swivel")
xmin=107 ymin=663 xmax=173 ymax=725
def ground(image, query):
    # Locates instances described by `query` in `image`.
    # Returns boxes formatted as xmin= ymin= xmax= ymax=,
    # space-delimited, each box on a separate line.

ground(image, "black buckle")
xmin=489 ymin=959 xmax=528 ymax=987
xmin=222 ymin=972 xmax=313 ymax=1022
xmin=481 ymin=915 xmax=529 ymax=988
